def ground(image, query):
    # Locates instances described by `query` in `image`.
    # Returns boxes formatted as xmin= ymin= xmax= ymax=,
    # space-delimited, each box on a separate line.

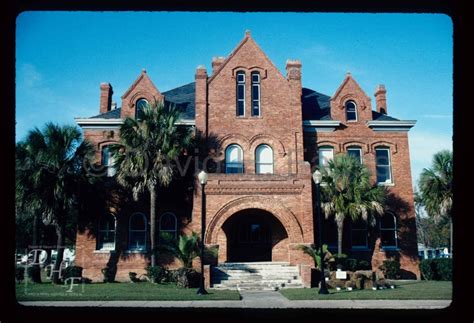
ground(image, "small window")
xmin=225 ymin=144 xmax=244 ymax=174
xmin=322 ymin=218 xmax=338 ymax=249
xmin=129 ymin=213 xmax=147 ymax=251
xmin=345 ymin=100 xmax=357 ymax=121
xmin=347 ymin=147 xmax=362 ymax=164
xmin=255 ymin=144 xmax=273 ymax=174
xmin=159 ymin=212 xmax=177 ymax=244
xmin=136 ymin=98 xmax=148 ymax=120
xmin=380 ymin=213 xmax=398 ymax=248
xmin=351 ymin=219 xmax=368 ymax=249
xmin=251 ymin=72 xmax=260 ymax=117
xmin=97 ymin=214 xmax=116 ymax=251
xmin=375 ymin=148 xmax=392 ymax=184
xmin=101 ymin=145 xmax=116 ymax=177
xmin=318 ymin=147 xmax=334 ymax=168
xmin=236 ymin=71 xmax=245 ymax=116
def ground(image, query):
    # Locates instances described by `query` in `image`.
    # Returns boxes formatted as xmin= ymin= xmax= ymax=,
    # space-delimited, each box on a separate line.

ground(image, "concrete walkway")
xmin=19 ymin=290 xmax=451 ymax=309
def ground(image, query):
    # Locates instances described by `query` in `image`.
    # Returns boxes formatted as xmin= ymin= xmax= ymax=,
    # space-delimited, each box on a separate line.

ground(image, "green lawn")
xmin=280 ymin=281 xmax=452 ymax=300
xmin=16 ymin=282 xmax=241 ymax=301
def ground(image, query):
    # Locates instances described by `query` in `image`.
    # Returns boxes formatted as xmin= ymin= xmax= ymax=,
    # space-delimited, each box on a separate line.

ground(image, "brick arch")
xmin=127 ymin=92 xmax=161 ymax=109
xmin=249 ymin=134 xmax=286 ymax=157
xmin=334 ymin=93 xmax=370 ymax=111
xmin=370 ymin=141 xmax=398 ymax=154
xmin=317 ymin=140 xmax=341 ymax=152
xmin=342 ymin=141 xmax=370 ymax=154
xmin=205 ymin=196 xmax=305 ymax=244
xmin=218 ymin=134 xmax=251 ymax=152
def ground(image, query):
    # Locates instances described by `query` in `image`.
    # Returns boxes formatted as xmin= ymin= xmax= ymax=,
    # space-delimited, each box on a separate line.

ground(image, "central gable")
xmin=120 ymin=70 xmax=163 ymax=118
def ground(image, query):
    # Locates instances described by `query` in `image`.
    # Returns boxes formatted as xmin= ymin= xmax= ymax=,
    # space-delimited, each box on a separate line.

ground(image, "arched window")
xmin=159 ymin=212 xmax=177 ymax=244
xmin=236 ymin=71 xmax=245 ymax=116
xmin=251 ymin=72 xmax=260 ymax=116
xmin=345 ymin=100 xmax=357 ymax=121
xmin=97 ymin=214 xmax=116 ymax=251
xmin=225 ymin=144 xmax=244 ymax=174
xmin=318 ymin=146 xmax=334 ymax=169
xmin=255 ymin=144 xmax=273 ymax=174
xmin=101 ymin=145 xmax=116 ymax=177
xmin=347 ymin=146 xmax=363 ymax=164
xmin=380 ymin=213 xmax=398 ymax=248
xmin=135 ymin=98 xmax=148 ymax=120
xmin=351 ymin=219 xmax=368 ymax=249
xmin=375 ymin=147 xmax=392 ymax=184
xmin=129 ymin=213 xmax=147 ymax=251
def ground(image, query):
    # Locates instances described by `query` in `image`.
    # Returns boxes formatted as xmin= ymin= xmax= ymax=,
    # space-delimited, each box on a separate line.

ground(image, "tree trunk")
xmin=31 ymin=214 xmax=42 ymax=283
xmin=337 ymin=223 xmax=344 ymax=256
xmin=150 ymin=188 xmax=156 ymax=267
xmin=52 ymin=224 xmax=65 ymax=284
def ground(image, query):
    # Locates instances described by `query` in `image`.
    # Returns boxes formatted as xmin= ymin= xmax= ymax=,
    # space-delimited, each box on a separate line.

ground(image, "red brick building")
xmin=75 ymin=31 xmax=419 ymax=286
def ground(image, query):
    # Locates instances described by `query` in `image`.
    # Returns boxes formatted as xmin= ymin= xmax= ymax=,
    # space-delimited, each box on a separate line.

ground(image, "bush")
xmin=380 ymin=259 xmax=400 ymax=279
xmin=26 ymin=266 xmax=41 ymax=282
xmin=331 ymin=254 xmax=348 ymax=270
xmin=357 ymin=260 xmax=371 ymax=270
xmin=146 ymin=266 xmax=168 ymax=284
xmin=101 ymin=266 xmax=116 ymax=283
xmin=420 ymin=259 xmax=434 ymax=280
xmin=16 ymin=267 xmax=25 ymax=283
xmin=175 ymin=268 xmax=200 ymax=288
xmin=62 ymin=266 xmax=83 ymax=281
xmin=344 ymin=258 xmax=358 ymax=271
xmin=129 ymin=272 xmax=140 ymax=283
xmin=420 ymin=259 xmax=452 ymax=281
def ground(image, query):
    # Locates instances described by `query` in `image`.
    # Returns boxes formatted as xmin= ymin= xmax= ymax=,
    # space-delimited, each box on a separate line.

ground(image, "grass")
xmin=280 ymin=280 xmax=452 ymax=300
xmin=16 ymin=281 xmax=241 ymax=302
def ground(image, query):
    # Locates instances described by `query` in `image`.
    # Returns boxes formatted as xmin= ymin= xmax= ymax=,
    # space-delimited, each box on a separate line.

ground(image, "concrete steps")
xmin=210 ymin=262 xmax=304 ymax=291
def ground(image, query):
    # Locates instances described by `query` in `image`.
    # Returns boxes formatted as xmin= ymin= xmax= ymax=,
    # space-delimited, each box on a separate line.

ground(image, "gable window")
xmin=97 ymin=214 xmax=116 ymax=251
xmin=318 ymin=147 xmax=334 ymax=169
xmin=159 ymin=212 xmax=177 ymax=244
xmin=255 ymin=144 xmax=273 ymax=174
xmin=347 ymin=146 xmax=362 ymax=164
xmin=251 ymin=72 xmax=261 ymax=116
xmin=351 ymin=219 xmax=368 ymax=249
xmin=136 ymin=98 xmax=148 ymax=120
xmin=101 ymin=145 xmax=116 ymax=177
xmin=380 ymin=213 xmax=398 ymax=248
xmin=225 ymin=144 xmax=244 ymax=174
xmin=345 ymin=100 xmax=357 ymax=121
xmin=236 ymin=71 xmax=245 ymax=116
xmin=375 ymin=147 xmax=392 ymax=184
xmin=129 ymin=213 xmax=147 ymax=251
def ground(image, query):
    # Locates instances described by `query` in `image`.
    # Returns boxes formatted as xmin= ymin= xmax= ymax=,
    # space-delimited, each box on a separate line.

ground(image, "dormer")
xmin=120 ymin=69 xmax=163 ymax=119
xmin=330 ymin=72 xmax=372 ymax=123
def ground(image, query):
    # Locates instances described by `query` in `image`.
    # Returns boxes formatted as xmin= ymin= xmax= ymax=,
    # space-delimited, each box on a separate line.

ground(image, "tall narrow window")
xmin=322 ymin=218 xmax=338 ymax=249
xmin=97 ymin=214 xmax=116 ymax=251
xmin=351 ymin=219 xmax=368 ymax=249
xmin=129 ymin=213 xmax=147 ymax=251
xmin=251 ymin=72 xmax=260 ymax=116
xmin=380 ymin=213 xmax=398 ymax=248
xmin=318 ymin=147 xmax=334 ymax=169
xmin=347 ymin=146 xmax=362 ymax=164
xmin=101 ymin=145 xmax=116 ymax=177
xmin=136 ymin=98 xmax=148 ymax=120
xmin=345 ymin=100 xmax=357 ymax=121
xmin=159 ymin=212 xmax=177 ymax=244
xmin=375 ymin=147 xmax=392 ymax=184
xmin=236 ymin=71 xmax=245 ymax=116
xmin=225 ymin=144 xmax=244 ymax=174
xmin=255 ymin=144 xmax=273 ymax=174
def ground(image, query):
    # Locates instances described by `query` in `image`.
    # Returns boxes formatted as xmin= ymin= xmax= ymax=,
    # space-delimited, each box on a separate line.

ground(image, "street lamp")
xmin=197 ymin=170 xmax=209 ymax=295
xmin=312 ymin=169 xmax=329 ymax=294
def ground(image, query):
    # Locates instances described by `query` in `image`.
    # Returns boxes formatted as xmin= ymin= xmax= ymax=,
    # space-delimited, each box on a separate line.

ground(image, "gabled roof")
xmin=371 ymin=110 xmax=399 ymax=121
xmin=331 ymin=72 xmax=370 ymax=101
xmin=90 ymin=108 xmax=122 ymax=119
xmin=301 ymin=88 xmax=332 ymax=120
xmin=121 ymin=70 xmax=161 ymax=100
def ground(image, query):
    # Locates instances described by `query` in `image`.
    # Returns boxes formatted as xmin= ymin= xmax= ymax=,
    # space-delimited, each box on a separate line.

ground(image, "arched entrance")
xmin=222 ymin=209 xmax=289 ymax=262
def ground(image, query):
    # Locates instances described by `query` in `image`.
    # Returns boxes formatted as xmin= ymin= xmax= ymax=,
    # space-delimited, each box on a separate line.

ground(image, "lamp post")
xmin=197 ymin=170 xmax=209 ymax=295
xmin=312 ymin=169 xmax=329 ymax=294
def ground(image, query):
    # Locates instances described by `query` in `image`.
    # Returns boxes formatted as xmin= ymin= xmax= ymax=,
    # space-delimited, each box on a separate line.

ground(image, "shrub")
xmin=146 ymin=266 xmax=168 ymax=284
xmin=331 ymin=254 xmax=348 ymax=270
xmin=357 ymin=260 xmax=371 ymax=270
xmin=204 ymin=245 xmax=218 ymax=265
xmin=16 ymin=266 xmax=25 ymax=283
xmin=101 ymin=266 xmax=115 ymax=283
xmin=420 ymin=259 xmax=434 ymax=280
xmin=26 ymin=266 xmax=41 ymax=282
xmin=420 ymin=258 xmax=452 ymax=281
xmin=380 ymin=259 xmax=400 ymax=279
xmin=129 ymin=272 xmax=140 ymax=283
xmin=62 ymin=266 xmax=83 ymax=281
xmin=344 ymin=258 xmax=358 ymax=271
xmin=175 ymin=268 xmax=200 ymax=288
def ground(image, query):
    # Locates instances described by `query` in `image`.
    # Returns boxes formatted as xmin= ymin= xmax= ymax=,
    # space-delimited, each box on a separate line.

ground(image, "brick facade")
xmin=75 ymin=31 xmax=419 ymax=285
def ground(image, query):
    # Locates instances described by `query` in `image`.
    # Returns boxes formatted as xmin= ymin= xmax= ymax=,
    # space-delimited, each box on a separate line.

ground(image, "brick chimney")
xmin=211 ymin=57 xmax=225 ymax=74
xmin=374 ymin=84 xmax=387 ymax=114
xmin=286 ymin=59 xmax=302 ymax=107
xmin=99 ymin=83 xmax=113 ymax=114
xmin=195 ymin=65 xmax=208 ymax=137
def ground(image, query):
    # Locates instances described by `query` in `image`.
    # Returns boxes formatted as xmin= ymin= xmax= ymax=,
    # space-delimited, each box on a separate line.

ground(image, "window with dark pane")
xmin=351 ymin=219 xmax=368 ymax=248
xmin=159 ymin=212 xmax=177 ymax=244
xmin=347 ymin=147 xmax=362 ymax=164
xmin=345 ymin=100 xmax=357 ymax=121
xmin=251 ymin=72 xmax=260 ymax=116
xmin=236 ymin=71 xmax=245 ymax=116
xmin=129 ymin=213 xmax=147 ymax=251
xmin=135 ymin=98 xmax=148 ymax=120
xmin=375 ymin=148 xmax=392 ymax=184
xmin=97 ymin=214 xmax=116 ymax=250
xmin=381 ymin=213 xmax=398 ymax=248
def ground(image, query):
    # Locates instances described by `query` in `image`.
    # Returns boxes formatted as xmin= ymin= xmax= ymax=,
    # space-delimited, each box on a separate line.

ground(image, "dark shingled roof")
xmin=88 ymin=83 xmax=399 ymax=122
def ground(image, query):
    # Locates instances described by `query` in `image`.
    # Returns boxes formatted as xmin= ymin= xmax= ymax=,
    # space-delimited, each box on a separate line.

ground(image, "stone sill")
xmin=93 ymin=250 xmax=115 ymax=254
xmin=377 ymin=182 xmax=395 ymax=187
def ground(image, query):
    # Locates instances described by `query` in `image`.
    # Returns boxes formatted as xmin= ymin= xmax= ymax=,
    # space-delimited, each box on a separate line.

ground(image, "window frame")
xmin=97 ymin=214 xmax=116 ymax=251
xmin=380 ymin=213 xmax=398 ymax=249
xmin=375 ymin=147 xmax=393 ymax=185
xmin=345 ymin=100 xmax=358 ymax=122
xmin=255 ymin=144 xmax=274 ymax=174
xmin=159 ymin=212 xmax=177 ymax=243
xmin=347 ymin=146 xmax=363 ymax=164
xmin=101 ymin=145 xmax=116 ymax=177
xmin=135 ymin=98 xmax=148 ymax=120
xmin=351 ymin=219 xmax=369 ymax=250
xmin=128 ymin=212 xmax=147 ymax=252
xmin=225 ymin=144 xmax=244 ymax=174
xmin=318 ymin=146 xmax=334 ymax=169
xmin=251 ymin=72 xmax=261 ymax=117
xmin=236 ymin=71 xmax=246 ymax=117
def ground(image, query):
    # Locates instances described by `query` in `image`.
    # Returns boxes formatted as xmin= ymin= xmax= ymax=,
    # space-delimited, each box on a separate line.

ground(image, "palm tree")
xmin=418 ymin=150 xmax=453 ymax=255
xmin=297 ymin=244 xmax=333 ymax=271
xmin=16 ymin=123 xmax=94 ymax=283
xmin=158 ymin=232 xmax=200 ymax=268
xmin=113 ymin=100 xmax=192 ymax=267
xmin=319 ymin=154 xmax=386 ymax=256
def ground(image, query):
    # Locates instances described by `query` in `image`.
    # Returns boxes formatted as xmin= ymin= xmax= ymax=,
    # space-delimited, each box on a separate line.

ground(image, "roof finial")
xmin=142 ymin=68 xmax=147 ymax=73
xmin=245 ymin=29 xmax=251 ymax=37
xmin=346 ymin=70 xmax=351 ymax=76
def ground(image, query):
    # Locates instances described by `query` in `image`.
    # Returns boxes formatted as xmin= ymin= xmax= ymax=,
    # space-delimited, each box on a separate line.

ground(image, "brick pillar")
xmin=195 ymin=65 xmax=208 ymax=137
xmin=204 ymin=264 xmax=211 ymax=289
xmin=99 ymin=83 xmax=113 ymax=114
xmin=374 ymin=84 xmax=387 ymax=115
xmin=211 ymin=57 xmax=225 ymax=75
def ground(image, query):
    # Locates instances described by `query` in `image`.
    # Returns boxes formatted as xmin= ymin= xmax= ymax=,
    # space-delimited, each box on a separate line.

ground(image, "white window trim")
xmin=97 ymin=215 xmax=116 ymax=251
xmin=251 ymin=72 xmax=261 ymax=117
xmin=225 ymin=144 xmax=244 ymax=174
xmin=345 ymin=100 xmax=358 ymax=122
xmin=159 ymin=212 xmax=177 ymax=240
xmin=351 ymin=221 xmax=369 ymax=250
xmin=318 ymin=147 xmax=334 ymax=169
xmin=347 ymin=147 xmax=363 ymax=164
xmin=380 ymin=213 xmax=398 ymax=249
xmin=255 ymin=144 xmax=274 ymax=174
xmin=102 ymin=145 xmax=116 ymax=177
xmin=375 ymin=147 xmax=393 ymax=184
xmin=128 ymin=212 xmax=147 ymax=251
xmin=236 ymin=71 xmax=246 ymax=117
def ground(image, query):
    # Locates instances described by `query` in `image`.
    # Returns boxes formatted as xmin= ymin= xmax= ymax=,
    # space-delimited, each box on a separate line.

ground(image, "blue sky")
xmin=16 ymin=12 xmax=452 ymax=186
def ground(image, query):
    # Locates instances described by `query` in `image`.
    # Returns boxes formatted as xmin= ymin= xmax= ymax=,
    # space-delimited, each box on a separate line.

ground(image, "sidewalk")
xmin=19 ymin=290 xmax=451 ymax=309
